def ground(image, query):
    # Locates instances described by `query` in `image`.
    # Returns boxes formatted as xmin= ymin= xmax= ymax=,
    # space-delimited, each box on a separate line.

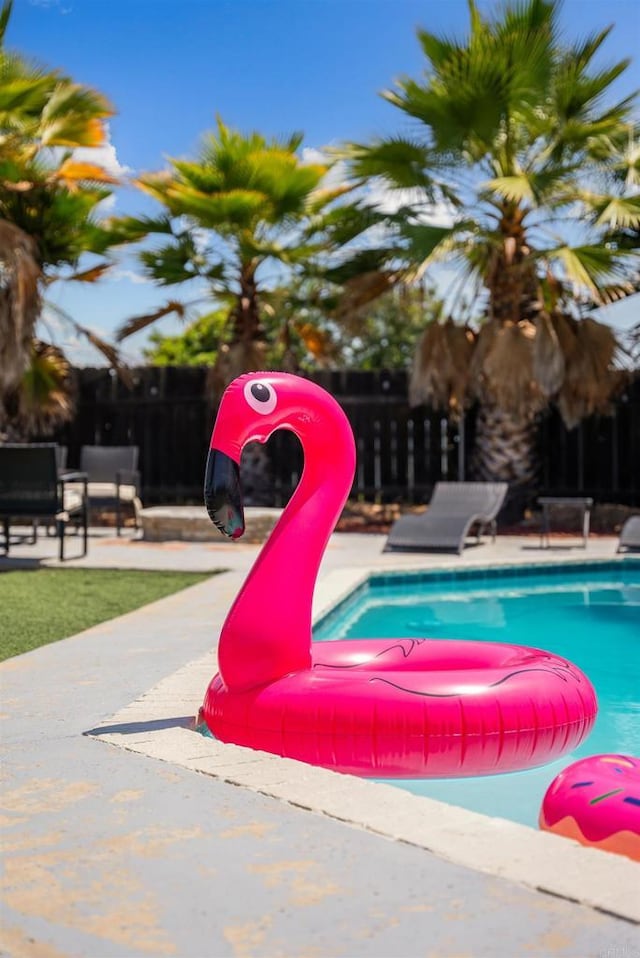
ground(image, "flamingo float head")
xmin=205 ymin=371 xmax=349 ymax=540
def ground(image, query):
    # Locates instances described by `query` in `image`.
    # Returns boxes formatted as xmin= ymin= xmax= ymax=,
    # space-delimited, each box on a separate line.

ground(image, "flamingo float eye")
xmin=244 ymin=380 xmax=277 ymax=415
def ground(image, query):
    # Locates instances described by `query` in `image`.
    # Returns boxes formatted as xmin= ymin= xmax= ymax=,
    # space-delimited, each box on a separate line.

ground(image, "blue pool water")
xmin=313 ymin=560 xmax=640 ymax=828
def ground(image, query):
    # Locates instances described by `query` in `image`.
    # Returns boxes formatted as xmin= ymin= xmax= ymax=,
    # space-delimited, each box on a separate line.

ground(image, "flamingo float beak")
xmin=204 ymin=448 xmax=245 ymax=539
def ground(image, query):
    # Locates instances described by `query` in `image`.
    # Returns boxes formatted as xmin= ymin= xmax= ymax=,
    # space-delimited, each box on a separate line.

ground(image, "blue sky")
xmin=7 ymin=0 xmax=640 ymax=363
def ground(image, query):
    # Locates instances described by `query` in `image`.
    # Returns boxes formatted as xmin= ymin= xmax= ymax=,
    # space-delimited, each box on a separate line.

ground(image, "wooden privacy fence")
xmin=51 ymin=366 xmax=640 ymax=507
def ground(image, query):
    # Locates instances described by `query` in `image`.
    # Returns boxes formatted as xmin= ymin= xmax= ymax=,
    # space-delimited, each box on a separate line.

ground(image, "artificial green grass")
xmin=0 ymin=568 xmax=216 ymax=661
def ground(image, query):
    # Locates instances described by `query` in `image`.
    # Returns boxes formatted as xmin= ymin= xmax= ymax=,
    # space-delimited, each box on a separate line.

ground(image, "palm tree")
xmin=112 ymin=117 xmax=358 ymax=502
xmin=338 ymin=0 xmax=639 ymax=512
xmin=113 ymin=117 xmax=353 ymax=396
xmin=0 ymin=0 xmax=125 ymax=437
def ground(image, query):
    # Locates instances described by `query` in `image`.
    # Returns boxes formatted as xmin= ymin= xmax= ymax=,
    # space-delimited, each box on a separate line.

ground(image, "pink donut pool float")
xmin=200 ymin=372 xmax=597 ymax=778
xmin=540 ymin=754 xmax=640 ymax=861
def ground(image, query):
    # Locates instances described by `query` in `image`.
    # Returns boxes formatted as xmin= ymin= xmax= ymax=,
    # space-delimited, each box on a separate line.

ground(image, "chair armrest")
xmin=59 ymin=471 xmax=89 ymax=484
xmin=116 ymin=469 xmax=140 ymax=490
xmin=58 ymin=472 xmax=88 ymax=509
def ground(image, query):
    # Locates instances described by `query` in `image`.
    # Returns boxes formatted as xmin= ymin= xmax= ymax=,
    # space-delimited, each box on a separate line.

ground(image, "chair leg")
xmin=2 ymin=517 xmax=9 ymax=554
xmin=116 ymin=499 xmax=121 ymax=536
xmin=57 ymin=519 xmax=65 ymax=561
xmin=82 ymin=508 xmax=88 ymax=556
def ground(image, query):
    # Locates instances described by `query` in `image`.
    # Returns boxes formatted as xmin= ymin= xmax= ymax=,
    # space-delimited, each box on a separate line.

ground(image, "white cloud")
xmin=28 ymin=0 xmax=71 ymax=10
xmin=301 ymin=147 xmax=327 ymax=165
xmin=301 ymin=147 xmax=349 ymax=190
xmin=110 ymin=268 xmax=153 ymax=285
xmin=72 ymin=123 xmax=132 ymax=178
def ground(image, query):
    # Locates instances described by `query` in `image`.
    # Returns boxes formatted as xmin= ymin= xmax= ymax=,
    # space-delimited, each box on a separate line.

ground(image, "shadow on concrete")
xmin=85 ymin=715 xmax=194 ymax=737
xmin=519 ymin=544 xmax=588 ymax=552
xmin=0 ymin=556 xmax=45 ymax=570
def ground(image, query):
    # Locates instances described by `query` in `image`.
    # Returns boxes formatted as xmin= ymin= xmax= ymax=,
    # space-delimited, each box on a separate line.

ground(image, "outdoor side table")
xmin=538 ymin=497 xmax=594 ymax=549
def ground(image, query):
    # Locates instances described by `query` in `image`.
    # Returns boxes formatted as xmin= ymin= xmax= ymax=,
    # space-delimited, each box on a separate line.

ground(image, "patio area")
xmin=1 ymin=527 xmax=638 ymax=957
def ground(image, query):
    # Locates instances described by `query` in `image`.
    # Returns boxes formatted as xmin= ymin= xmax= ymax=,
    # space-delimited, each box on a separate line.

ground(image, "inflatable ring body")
xmin=539 ymin=754 xmax=640 ymax=861
xmin=202 ymin=372 xmax=598 ymax=778
xmin=203 ymin=637 xmax=597 ymax=777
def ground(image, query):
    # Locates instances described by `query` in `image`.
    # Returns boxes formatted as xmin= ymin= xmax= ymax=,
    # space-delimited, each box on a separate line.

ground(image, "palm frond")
xmin=483 ymin=174 xmax=535 ymax=204
xmin=72 ymin=324 xmax=133 ymax=388
xmin=556 ymin=316 xmax=627 ymax=427
xmin=0 ymin=1 xmax=11 ymax=42
xmin=55 ymin=159 xmax=119 ymax=187
xmin=549 ymin=243 xmax=635 ymax=300
xmin=322 ymin=248 xmax=398 ymax=287
xmin=312 ymin=202 xmax=389 ymax=246
xmin=618 ymin=136 xmax=640 ymax=188
xmin=416 ymin=27 xmax=460 ymax=72
xmin=387 ymin=0 xmax=557 ymax=158
xmin=593 ymin=195 xmax=640 ymax=230
xmin=344 ymin=137 xmax=442 ymax=192
xmin=329 ymin=270 xmax=401 ymax=321
xmin=471 ymin=320 xmax=546 ymax=418
xmin=409 ymin=317 xmax=476 ymax=414
xmin=139 ymin=236 xmax=203 ymax=285
xmin=150 ymin=183 xmax=268 ymax=228
xmin=171 ymin=160 xmax=224 ymax=193
xmin=592 ymin=281 xmax=638 ymax=304
xmin=39 ymin=82 xmax=113 ymax=147
xmin=62 ymin=263 xmax=112 ymax=283
xmin=18 ymin=341 xmax=74 ymax=433
xmin=101 ymin=214 xmax=174 ymax=246
xmin=115 ymin=301 xmax=187 ymax=341
xmin=532 ymin=310 xmax=565 ymax=397
xmin=398 ymin=221 xmax=463 ymax=268
xmin=305 ymin=182 xmax=355 ymax=216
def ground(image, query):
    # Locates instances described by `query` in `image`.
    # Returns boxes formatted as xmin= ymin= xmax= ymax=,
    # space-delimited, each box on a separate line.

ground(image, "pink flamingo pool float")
xmin=540 ymin=754 xmax=640 ymax=861
xmin=200 ymin=372 xmax=597 ymax=777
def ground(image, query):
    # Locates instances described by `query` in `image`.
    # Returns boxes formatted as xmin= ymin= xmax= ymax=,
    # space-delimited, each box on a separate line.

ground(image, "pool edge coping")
xmin=91 ymin=555 xmax=640 ymax=924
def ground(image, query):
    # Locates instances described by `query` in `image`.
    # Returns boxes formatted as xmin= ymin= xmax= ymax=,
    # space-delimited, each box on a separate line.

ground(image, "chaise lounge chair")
xmin=617 ymin=515 xmax=640 ymax=553
xmin=384 ymin=481 xmax=508 ymax=555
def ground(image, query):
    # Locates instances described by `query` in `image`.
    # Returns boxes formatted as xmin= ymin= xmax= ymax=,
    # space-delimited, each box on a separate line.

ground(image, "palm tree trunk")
xmin=208 ymin=263 xmax=274 ymax=505
xmin=0 ymin=221 xmax=42 ymax=436
xmin=0 ymin=221 xmax=41 ymax=389
xmin=471 ymin=403 xmax=539 ymax=521
xmin=487 ymin=203 xmax=540 ymax=324
xmin=472 ymin=203 xmax=546 ymax=521
xmin=209 ymin=263 xmax=267 ymax=395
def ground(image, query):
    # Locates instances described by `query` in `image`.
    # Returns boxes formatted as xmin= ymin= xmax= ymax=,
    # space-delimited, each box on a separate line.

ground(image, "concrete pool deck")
xmin=1 ymin=528 xmax=639 ymax=957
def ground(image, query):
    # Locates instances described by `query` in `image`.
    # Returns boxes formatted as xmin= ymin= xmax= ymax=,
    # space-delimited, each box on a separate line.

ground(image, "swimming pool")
xmin=313 ymin=559 xmax=640 ymax=828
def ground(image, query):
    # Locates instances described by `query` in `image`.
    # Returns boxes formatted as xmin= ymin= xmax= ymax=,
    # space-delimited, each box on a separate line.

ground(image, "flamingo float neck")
xmin=205 ymin=373 xmax=356 ymax=692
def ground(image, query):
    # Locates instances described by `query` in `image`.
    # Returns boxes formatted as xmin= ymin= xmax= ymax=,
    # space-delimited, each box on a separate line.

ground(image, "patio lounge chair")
xmin=384 ymin=481 xmax=508 ymax=555
xmin=0 ymin=443 xmax=88 ymax=561
xmin=77 ymin=445 xmax=142 ymax=536
xmin=617 ymin=515 xmax=640 ymax=553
